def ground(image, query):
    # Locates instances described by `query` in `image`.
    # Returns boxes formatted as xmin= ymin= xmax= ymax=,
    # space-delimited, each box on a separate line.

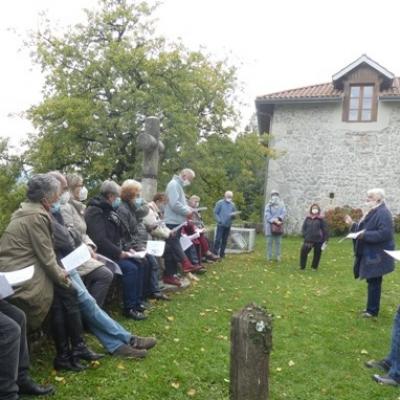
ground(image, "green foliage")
xmin=30 ymin=235 xmax=400 ymax=399
xmin=25 ymin=0 xmax=238 ymax=183
xmin=325 ymin=206 xmax=363 ymax=236
xmin=0 ymin=139 xmax=26 ymax=235
xmin=394 ymin=214 xmax=400 ymax=233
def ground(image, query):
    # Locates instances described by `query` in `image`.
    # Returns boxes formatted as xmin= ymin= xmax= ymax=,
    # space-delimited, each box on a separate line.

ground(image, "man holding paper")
xmin=345 ymin=188 xmax=395 ymax=318
xmin=213 ymin=191 xmax=237 ymax=258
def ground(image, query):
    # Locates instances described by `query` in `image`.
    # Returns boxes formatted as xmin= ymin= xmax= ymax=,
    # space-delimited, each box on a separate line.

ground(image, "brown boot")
xmin=131 ymin=336 xmax=157 ymax=350
xmin=113 ymin=344 xmax=147 ymax=359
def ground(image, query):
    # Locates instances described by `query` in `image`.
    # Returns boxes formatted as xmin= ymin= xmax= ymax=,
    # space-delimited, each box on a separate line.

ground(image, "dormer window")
xmin=347 ymin=85 xmax=375 ymax=122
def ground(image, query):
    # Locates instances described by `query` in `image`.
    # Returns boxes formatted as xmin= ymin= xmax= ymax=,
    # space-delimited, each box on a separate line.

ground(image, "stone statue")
xmin=136 ymin=117 xmax=164 ymax=201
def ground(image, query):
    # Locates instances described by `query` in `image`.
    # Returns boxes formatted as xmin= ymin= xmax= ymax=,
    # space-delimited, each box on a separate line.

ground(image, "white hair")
xmin=367 ymin=188 xmax=385 ymax=200
xmin=180 ymin=168 xmax=195 ymax=178
xmin=224 ymin=191 xmax=233 ymax=198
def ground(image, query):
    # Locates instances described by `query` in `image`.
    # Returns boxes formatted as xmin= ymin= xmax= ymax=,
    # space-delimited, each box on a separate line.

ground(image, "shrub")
xmin=325 ymin=206 xmax=363 ymax=237
xmin=394 ymin=214 xmax=400 ymax=233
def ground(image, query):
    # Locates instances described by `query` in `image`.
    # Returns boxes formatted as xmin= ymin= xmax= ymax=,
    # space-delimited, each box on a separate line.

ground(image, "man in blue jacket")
xmin=213 ymin=191 xmax=237 ymax=258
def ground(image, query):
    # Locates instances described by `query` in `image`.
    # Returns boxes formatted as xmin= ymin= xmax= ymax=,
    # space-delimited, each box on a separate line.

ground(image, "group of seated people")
xmin=0 ymin=170 xmax=220 ymax=399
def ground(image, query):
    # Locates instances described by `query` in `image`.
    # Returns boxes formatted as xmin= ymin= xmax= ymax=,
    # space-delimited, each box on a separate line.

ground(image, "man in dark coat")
xmin=346 ymin=188 xmax=394 ymax=318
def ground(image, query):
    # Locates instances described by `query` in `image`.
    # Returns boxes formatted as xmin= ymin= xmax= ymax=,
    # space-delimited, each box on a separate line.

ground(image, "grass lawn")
xmin=31 ymin=235 xmax=400 ymax=399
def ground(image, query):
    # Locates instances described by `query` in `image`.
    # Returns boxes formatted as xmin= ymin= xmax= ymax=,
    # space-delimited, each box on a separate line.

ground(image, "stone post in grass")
xmin=136 ymin=116 xmax=165 ymax=201
xmin=230 ymin=303 xmax=272 ymax=400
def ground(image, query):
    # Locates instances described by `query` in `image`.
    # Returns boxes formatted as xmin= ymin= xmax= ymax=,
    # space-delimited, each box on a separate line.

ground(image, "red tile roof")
xmin=256 ymin=77 xmax=400 ymax=103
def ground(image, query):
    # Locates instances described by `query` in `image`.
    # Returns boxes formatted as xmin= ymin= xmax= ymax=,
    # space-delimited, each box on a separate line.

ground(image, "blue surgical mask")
xmin=112 ymin=197 xmax=121 ymax=209
xmin=50 ymin=201 xmax=61 ymax=214
xmin=135 ymin=197 xmax=144 ymax=207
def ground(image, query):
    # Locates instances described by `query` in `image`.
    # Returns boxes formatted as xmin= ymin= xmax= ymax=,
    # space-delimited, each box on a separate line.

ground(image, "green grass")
xmin=31 ymin=235 xmax=400 ymax=399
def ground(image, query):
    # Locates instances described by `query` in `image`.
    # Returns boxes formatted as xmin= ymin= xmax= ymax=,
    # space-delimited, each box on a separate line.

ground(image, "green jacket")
xmin=0 ymin=201 xmax=68 ymax=331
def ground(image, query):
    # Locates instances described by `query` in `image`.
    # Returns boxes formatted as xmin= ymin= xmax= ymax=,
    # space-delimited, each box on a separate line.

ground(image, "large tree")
xmin=26 ymin=0 xmax=238 ymax=182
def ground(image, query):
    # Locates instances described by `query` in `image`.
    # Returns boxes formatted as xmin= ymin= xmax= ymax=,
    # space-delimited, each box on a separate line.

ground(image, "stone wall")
xmin=266 ymin=101 xmax=400 ymax=233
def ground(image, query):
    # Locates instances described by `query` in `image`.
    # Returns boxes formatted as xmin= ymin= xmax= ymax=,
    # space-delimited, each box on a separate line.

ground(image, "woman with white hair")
xmin=345 ymin=188 xmax=395 ymax=318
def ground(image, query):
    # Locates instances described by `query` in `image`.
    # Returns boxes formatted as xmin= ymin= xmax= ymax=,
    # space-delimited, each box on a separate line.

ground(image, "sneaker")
xmin=362 ymin=312 xmax=376 ymax=318
xmin=113 ymin=344 xmax=147 ymax=359
xmin=124 ymin=309 xmax=147 ymax=321
xmin=373 ymin=374 xmax=400 ymax=386
xmin=163 ymin=275 xmax=182 ymax=287
xmin=365 ymin=359 xmax=390 ymax=372
xmin=131 ymin=336 xmax=157 ymax=350
xmin=193 ymin=266 xmax=207 ymax=274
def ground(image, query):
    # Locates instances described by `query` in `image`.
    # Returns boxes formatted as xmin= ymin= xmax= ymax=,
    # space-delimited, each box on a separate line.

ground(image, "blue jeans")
xmin=266 ymin=235 xmax=282 ymax=260
xmin=214 ymin=225 xmax=231 ymax=258
xmin=69 ymin=271 xmax=132 ymax=353
xmin=117 ymin=259 xmax=144 ymax=311
xmin=366 ymin=276 xmax=382 ymax=316
xmin=145 ymin=254 xmax=161 ymax=295
xmin=385 ymin=308 xmax=400 ymax=382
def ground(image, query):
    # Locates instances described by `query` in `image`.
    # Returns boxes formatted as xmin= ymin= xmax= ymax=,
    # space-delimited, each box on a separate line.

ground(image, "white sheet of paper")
xmin=187 ymin=232 xmax=200 ymax=241
xmin=0 ymin=274 xmax=14 ymax=299
xmin=194 ymin=207 xmax=207 ymax=212
xmin=180 ymin=235 xmax=193 ymax=251
xmin=96 ymin=254 xmax=123 ymax=275
xmin=1 ymin=265 xmax=35 ymax=286
xmin=61 ymin=244 xmax=91 ymax=272
xmin=384 ymin=250 xmax=400 ymax=261
xmin=146 ymin=241 xmax=165 ymax=257
xmin=230 ymin=211 xmax=241 ymax=216
xmin=127 ymin=250 xmax=146 ymax=259
xmin=346 ymin=230 xmax=365 ymax=239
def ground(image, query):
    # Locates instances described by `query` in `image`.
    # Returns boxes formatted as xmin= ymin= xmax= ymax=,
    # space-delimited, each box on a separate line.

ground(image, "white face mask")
xmin=60 ymin=191 xmax=71 ymax=205
xmin=365 ymin=200 xmax=378 ymax=209
xmin=225 ymin=197 xmax=232 ymax=202
xmin=311 ymin=208 xmax=319 ymax=214
xmin=79 ymin=186 xmax=88 ymax=202
xmin=182 ymin=179 xmax=191 ymax=187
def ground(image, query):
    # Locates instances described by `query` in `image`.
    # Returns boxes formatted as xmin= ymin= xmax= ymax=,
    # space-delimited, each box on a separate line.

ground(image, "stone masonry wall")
xmin=266 ymin=101 xmax=400 ymax=233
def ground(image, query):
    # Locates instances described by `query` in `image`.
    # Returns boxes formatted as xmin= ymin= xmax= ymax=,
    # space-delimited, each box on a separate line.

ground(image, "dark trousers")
xmin=300 ymin=242 xmax=322 ymax=269
xmin=0 ymin=300 xmax=29 ymax=400
xmin=164 ymin=224 xmax=185 ymax=277
xmin=366 ymin=276 xmax=383 ymax=316
xmin=83 ymin=266 xmax=113 ymax=308
xmin=117 ymin=259 xmax=144 ymax=311
xmin=214 ymin=225 xmax=231 ymax=258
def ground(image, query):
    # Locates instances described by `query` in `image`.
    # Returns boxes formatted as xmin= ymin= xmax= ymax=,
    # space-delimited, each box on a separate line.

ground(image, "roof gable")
xmin=332 ymin=54 xmax=394 ymax=89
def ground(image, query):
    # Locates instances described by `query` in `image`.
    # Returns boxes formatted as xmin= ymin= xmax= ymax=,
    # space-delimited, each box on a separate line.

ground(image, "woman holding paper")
xmin=345 ymin=188 xmax=395 ymax=318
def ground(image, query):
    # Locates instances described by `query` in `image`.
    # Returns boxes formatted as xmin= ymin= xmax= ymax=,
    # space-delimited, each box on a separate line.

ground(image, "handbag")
xmin=271 ymin=222 xmax=284 ymax=235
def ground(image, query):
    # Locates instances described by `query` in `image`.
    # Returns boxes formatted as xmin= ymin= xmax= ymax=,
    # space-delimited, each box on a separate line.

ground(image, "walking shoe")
xmin=150 ymin=292 xmax=170 ymax=301
xmin=18 ymin=378 xmax=55 ymax=396
xmin=365 ymin=359 xmax=390 ymax=372
xmin=72 ymin=342 xmax=105 ymax=361
xmin=182 ymin=263 xmax=203 ymax=273
xmin=113 ymin=344 xmax=147 ymax=359
xmin=163 ymin=275 xmax=182 ymax=287
xmin=193 ymin=266 xmax=207 ymax=274
xmin=124 ymin=309 xmax=147 ymax=320
xmin=362 ymin=312 xmax=376 ymax=318
xmin=131 ymin=336 xmax=157 ymax=350
xmin=206 ymin=252 xmax=220 ymax=262
xmin=373 ymin=374 xmax=400 ymax=386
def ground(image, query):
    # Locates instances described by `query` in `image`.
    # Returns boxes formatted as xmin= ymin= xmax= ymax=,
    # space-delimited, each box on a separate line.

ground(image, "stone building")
xmin=255 ymin=55 xmax=400 ymax=233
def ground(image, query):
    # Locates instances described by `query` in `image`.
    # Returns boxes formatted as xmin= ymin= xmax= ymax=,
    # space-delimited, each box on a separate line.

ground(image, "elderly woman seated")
xmin=117 ymin=180 xmax=169 ymax=301
xmin=60 ymin=173 xmax=113 ymax=308
xmin=85 ymin=180 xmax=146 ymax=320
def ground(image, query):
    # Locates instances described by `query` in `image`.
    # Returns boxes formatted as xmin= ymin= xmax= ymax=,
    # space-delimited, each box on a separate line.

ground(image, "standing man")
xmin=164 ymin=168 xmax=202 ymax=286
xmin=214 ymin=191 xmax=237 ymax=258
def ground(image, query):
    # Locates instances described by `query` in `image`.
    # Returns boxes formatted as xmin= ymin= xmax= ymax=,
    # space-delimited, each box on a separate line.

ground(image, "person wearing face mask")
xmin=85 ymin=180 xmax=146 ymax=320
xmin=213 ymin=191 xmax=237 ymax=258
xmin=0 ymin=174 xmax=70 ymax=332
xmin=163 ymin=168 xmax=202 ymax=286
xmin=299 ymin=203 xmax=329 ymax=271
xmin=117 ymin=180 xmax=169 ymax=302
xmin=344 ymin=188 xmax=394 ymax=318
xmin=264 ymin=190 xmax=286 ymax=262
xmin=55 ymin=173 xmax=113 ymax=308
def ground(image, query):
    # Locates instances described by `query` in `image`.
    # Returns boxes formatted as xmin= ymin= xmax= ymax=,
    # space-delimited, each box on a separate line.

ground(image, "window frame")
xmin=343 ymin=83 xmax=378 ymax=123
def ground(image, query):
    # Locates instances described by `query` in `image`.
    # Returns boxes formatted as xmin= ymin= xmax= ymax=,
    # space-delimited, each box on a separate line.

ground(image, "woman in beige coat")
xmin=61 ymin=174 xmax=113 ymax=307
xmin=0 ymin=174 xmax=69 ymax=331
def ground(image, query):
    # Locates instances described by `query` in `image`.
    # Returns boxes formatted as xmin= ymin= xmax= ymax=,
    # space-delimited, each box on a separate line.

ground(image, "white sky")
xmin=1 ymin=0 xmax=400 ymax=151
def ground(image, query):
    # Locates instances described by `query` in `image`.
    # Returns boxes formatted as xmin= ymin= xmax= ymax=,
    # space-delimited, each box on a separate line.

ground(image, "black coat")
xmin=352 ymin=202 xmax=395 ymax=280
xmin=85 ymin=196 xmax=122 ymax=261
xmin=301 ymin=216 xmax=329 ymax=243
